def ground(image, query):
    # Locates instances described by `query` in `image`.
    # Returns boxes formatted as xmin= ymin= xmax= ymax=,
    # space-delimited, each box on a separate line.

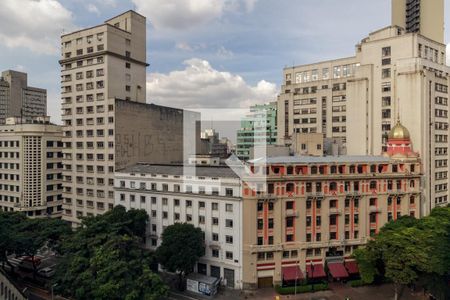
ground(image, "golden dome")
xmin=388 ymin=120 xmax=410 ymax=139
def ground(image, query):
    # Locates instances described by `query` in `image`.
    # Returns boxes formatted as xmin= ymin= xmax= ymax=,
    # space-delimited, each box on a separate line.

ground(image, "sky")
xmin=0 ymin=0 xmax=449 ymax=134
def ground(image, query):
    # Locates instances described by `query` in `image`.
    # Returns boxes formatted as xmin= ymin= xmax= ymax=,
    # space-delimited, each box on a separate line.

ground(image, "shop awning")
xmin=282 ymin=266 xmax=304 ymax=281
xmin=328 ymin=262 xmax=349 ymax=279
xmin=345 ymin=261 xmax=359 ymax=275
xmin=306 ymin=263 xmax=326 ymax=279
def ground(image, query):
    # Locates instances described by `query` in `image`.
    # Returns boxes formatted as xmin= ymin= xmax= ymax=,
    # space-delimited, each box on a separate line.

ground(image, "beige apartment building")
xmin=60 ymin=11 xmax=197 ymax=225
xmin=0 ymin=70 xmax=47 ymax=124
xmin=278 ymin=0 xmax=449 ymax=212
xmin=0 ymin=116 xmax=63 ymax=218
xmin=242 ymin=122 xmax=422 ymax=288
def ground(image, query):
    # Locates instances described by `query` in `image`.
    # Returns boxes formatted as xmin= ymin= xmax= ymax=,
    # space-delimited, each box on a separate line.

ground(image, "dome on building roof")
xmin=388 ymin=120 xmax=410 ymax=139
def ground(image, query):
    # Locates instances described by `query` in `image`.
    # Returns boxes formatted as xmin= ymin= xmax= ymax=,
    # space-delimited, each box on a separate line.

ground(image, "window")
xmin=382 ymin=46 xmax=391 ymax=57
xmin=225 ymin=235 xmax=233 ymax=244
xmin=212 ymin=249 xmax=219 ymax=258
xmin=382 ymin=68 xmax=391 ymax=79
xmin=286 ymin=217 xmax=294 ymax=228
xmin=212 ymin=217 xmax=219 ymax=226
xmin=212 ymin=202 xmax=218 ymax=210
xmin=225 ymin=204 xmax=233 ymax=212
xmin=212 ymin=233 xmax=219 ymax=241
xmin=226 ymin=251 xmax=233 ymax=260
xmin=225 ymin=219 xmax=233 ymax=228
xmin=286 ymin=201 xmax=294 ymax=210
xmin=268 ymin=218 xmax=274 ymax=229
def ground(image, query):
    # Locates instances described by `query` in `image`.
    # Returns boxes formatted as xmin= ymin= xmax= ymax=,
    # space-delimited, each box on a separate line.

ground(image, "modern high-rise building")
xmin=242 ymin=123 xmax=422 ymax=288
xmin=60 ymin=11 xmax=199 ymax=225
xmin=392 ymin=0 xmax=444 ymax=44
xmin=0 ymin=70 xmax=47 ymax=124
xmin=0 ymin=116 xmax=63 ymax=218
xmin=278 ymin=0 xmax=449 ymax=212
xmin=237 ymin=102 xmax=277 ymax=161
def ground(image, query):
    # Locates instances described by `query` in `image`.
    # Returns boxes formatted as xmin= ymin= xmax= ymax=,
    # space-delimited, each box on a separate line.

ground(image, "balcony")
xmin=285 ymin=209 xmax=299 ymax=218
xmin=256 ymin=193 xmax=276 ymax=201
xmin=328 ymin=208 xmax=342 ymax=216
xmin=369 ymin=206 xmax=381 ymax=213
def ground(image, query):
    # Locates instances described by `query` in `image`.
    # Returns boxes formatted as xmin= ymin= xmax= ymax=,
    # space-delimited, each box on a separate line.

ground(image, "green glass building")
xmin=236 ymin=102 xmax=277 ymax=161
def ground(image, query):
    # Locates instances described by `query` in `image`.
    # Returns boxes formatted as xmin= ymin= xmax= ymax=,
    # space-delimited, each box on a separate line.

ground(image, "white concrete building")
xmin=0 ymin=116 xmax=63 ymax=217
xmin=114 ymin=163 xmax=243 ymax=289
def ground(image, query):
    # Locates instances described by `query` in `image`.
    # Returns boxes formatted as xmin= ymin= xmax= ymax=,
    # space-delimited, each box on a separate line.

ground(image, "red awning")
xmin=306 ymin=264 xmax=327 ymax=279
xmin=328 ymin=262 xmax=349 ymax=279
xmin=282 ymin=266 xmax=304 ymax=281
xmin=345 ymin=261 xmax=359 ymax=274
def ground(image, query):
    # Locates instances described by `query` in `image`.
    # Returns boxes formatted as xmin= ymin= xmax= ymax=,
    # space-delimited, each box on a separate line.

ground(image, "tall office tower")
xmin=60 ymin=11 xmax=199 ymax=226
xmin=278 ymin=0 xmax=449 ymax=213
xmin=0 ymin=70 xmax=47 ymax=124
xmin=392 ymin=0 xmax=444 ymax=44
xmin=237 ymin=102 xmax=278 ymax=161
xmin=0 ymin=116 xmax=63 ymax=218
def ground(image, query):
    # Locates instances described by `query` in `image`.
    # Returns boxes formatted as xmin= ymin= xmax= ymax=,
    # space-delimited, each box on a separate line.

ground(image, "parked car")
xmin=38 ymin=267 xmax=55 ymax=278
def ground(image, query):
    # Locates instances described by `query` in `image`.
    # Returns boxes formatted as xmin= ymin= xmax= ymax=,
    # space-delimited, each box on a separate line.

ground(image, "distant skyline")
xmin=0 ymin=0 xmax=449 ymax=127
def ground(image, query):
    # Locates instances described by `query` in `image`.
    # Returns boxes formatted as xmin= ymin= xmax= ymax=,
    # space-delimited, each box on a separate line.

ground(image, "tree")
xmin=156 ymin=223 xmax=205 ymax=289
xmin=355 ymin=209 xmax=450 ymax=300
xmin=54 ymin=206 xmax=167 ymax=300
xmin=0 ymin=211 xmax=71 ymax=276
xmin=15 ymin=217 xmax=71 ymax=279
xmin=0 ymin=211 xmax=27 ymax=272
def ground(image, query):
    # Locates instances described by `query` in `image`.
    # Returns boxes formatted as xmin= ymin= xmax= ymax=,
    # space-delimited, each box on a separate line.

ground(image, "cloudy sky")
xmin=0 ymin=0 xmax=449 ymax=126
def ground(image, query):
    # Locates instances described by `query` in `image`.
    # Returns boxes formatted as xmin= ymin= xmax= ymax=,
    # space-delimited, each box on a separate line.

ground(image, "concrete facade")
xmin=0 ymin=117 xmax=63 ymax=218
xmin=392 ymin=0 xmax=444 ymax=44
xmin=60 ymin=11 xmax=198 ymax=225
xmin=115 ymin=163 xmax=243 ymax=289
xmin=0 ymin=70 xmax=46 ymax=124
xmin=241 ymin=150 xmax=421 ymax=288
xmin=278 ymin=1 xmax=449 ymax=211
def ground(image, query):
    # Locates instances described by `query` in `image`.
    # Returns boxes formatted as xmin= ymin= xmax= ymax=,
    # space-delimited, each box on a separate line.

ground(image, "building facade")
xmin=0 ymin=70 xmax=47 ymax=124
xmin=0 ymin=117 xmax=63 ymax=218
xmin=278 ymin=0 xmax=449 ymax=211
xmin=60 ymin=11 xmax=198 ymax=225
xmin=241 ymin=122 xmax=421 ymax=288
xmin=237 ymin=102 xmax=277 ymax=161
xmin=392 ymin=0 xmax=444 ymax=44
xmin=115 ymin=163 xmax=243 ymax=289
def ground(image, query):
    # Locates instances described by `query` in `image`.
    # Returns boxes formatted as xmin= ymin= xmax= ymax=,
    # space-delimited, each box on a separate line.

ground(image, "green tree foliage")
xmin=354 ymin=208 xmax=450 ymax=300
xmin=54 ymin=205 xmax=167 ymax=300
xmin=0 ymin=211 xmax=27 ymax=270
xmin=156 ymin=223 xmax=205 ymax=276
xmin=0 ymin=211 xmax=71 ymax=276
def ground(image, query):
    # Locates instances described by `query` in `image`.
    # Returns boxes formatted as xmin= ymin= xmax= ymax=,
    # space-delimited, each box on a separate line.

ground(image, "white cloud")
xmin=146 ymin=58 xmax=277 ymax=109
xmin=132 ymin=0 xmax=258 ymax=30
xmin=0 ymin=0 xmax=74 ymax=54
xmin=176 ymin=42 xmax=194 ymax=51
xmin=86 ymin=4 xmax=100 ymax=15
